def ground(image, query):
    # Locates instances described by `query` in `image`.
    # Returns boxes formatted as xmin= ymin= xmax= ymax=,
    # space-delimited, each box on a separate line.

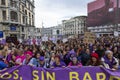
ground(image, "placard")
xmin=83 ymin=32 xmax=96 ymax=44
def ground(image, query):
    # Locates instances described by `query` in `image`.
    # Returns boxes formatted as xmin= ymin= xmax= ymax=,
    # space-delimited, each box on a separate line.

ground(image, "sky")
xmin=35 ymin=0 xmax=94 ymax=28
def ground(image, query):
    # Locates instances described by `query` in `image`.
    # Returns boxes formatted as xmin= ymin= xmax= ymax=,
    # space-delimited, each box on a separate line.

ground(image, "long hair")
xmin=87 ymin=57 xmax=101 ymax=66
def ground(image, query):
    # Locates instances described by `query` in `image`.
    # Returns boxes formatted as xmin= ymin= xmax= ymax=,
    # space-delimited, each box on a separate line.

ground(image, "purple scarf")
xmin=104 ymin=56 xmax=117 ymax=69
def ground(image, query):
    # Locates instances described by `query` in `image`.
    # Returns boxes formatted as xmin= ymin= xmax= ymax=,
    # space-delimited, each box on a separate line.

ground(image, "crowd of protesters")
xmin=0 ymin=36 xmax=120 ymax=71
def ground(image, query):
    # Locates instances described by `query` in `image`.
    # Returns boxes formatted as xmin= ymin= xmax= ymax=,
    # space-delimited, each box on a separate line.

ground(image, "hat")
xmin=105 ymin=50 xmax=113 ymax=55
xmin=26 ymin=51 xmax=33 ymax=56
xmin=91 ymin=53 xmax=99 ymax=59
xmin=39 ymin=56 xmax=44 ymax=61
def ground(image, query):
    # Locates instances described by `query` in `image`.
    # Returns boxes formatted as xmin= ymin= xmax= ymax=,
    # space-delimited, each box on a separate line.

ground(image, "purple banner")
xmin=0 ymin=66 xmax=120 ymax=80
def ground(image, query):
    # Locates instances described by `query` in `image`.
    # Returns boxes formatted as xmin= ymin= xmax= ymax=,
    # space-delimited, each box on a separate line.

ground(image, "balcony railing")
xmin=0 ymin=19 xmax=9 ymax=24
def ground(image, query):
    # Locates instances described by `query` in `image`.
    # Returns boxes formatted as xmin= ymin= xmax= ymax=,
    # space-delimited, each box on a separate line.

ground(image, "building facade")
xmin=52 ymin=24 xmax=63 ymax=39
xmin=27 ymin=27 xmax=41 ymax=39
xmin=41 ymin=27 xmax=53 ymax=37
xmin=62 ymin=16 xmax=87 ymax=37
xmin=0 ymin=0 xmax=35 ymax=39
xmin=87 ymin=0 xmax=120 ymax=35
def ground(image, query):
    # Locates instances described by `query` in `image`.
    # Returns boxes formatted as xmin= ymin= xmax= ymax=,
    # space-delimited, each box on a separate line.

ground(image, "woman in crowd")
xmin=101 ymin=50 xmax=119 ymax=70
xmin=23 ymin=51 xmax=38 ymax=67
xmin=34 ymin=52 xmax=41 ymax=67
xmin=80 ymin=48 xmax=91 ymax=66
xmin=49 ymin=52 xmax=55 ymax=68
xmin=112 ymin=46 xmax=119 ymax=58
xmin=38 ymin=56 xmax=47 ymax=68
xmin=52 ymin=55 xmax=66 ymax=68
xmin=0 ymin=36 xmax=119 ymax=70
xmin=87 ymin=52 xmax=101 ymax=66
xmin=15 ymin=50 xmax=25 ymax=66
xmin=95 ymin=45 xmax=105 ymax=59
xmin=6 ymin=49 xmax=17 ymax=67
xmin=68 ymin=56 xmax=82 ymax=67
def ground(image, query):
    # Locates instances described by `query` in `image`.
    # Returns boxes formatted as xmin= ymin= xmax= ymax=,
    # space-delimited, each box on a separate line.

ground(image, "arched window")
xmin=10 ymin=11 xmax=18 ymax=22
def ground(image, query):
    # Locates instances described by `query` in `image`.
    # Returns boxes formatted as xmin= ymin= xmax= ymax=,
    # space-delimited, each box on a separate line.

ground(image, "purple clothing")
xmin=66 ymin=50 xmax=76 ymax=58
xmin=69 ymin=50 xmax=76 ymax=55
xmin=52 ymin=61 xmax=66 ymax=67
xmin=1 ymin=39 xmax=6 ymax=45
xmin=68 ymin=62 xmax=82 ymax=67
xmin=6 ymin=54 xmax=12 ymax=62
xmin=89 ymin=44 xmax=93 ymax=53
xmin=103 ymin=56 xmax=117 ymax=69
xmin=37 ymin=39 xmax=41 ymax=45
xmin=27 ymin=39 xmax=31 ymax=45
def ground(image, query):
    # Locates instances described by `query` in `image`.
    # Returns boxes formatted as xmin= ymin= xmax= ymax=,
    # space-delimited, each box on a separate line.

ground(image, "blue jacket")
xmin=23 ymin=58 xmax=39 ymax=67
xmin=0 ymin=61 xmax=7 ymax=70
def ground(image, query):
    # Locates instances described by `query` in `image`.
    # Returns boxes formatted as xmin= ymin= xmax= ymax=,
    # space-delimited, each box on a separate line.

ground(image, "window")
xmin=10 ymin=11 xmax=18 ymax=22
xmin=2 ymin=10 xmax=6 ymax=20
xmin=31 ymin=7 xmax=33 ymax=12
xmin=10 ymin=0 xmax=17 ymax=8
xmin=29 ymin=13 xmax=31 ymax=25
xmin=19 ymin=14 xmax=21 ymax=23
xmin=22 ymin=5 xmax=24 ymax=12
xmin=23 ymin=16 xmax=25 ymax=24
xmin=84 ymin=23 xmax=86 ymax=26
xmin=24 ymin=1 xmax=27 ymax=7
xmin=1 ymin=0 xmax=5 ymax=5
xmin=26 ymin=17 xmax=28 ymax=24
xmin=22 ymin=27 xmax=24 ymax=32
xmin=29 ymin=18 xmax=31 ymax=25
xmin=25 ymin=10 xmax=27 ymax=15
xmin=28 ymin=3 xmax=30 ymax=10
xmin=32 ymin=15 xmax=34 ymax=25
xmin=29 ymin=13 xmax=31 ymax=18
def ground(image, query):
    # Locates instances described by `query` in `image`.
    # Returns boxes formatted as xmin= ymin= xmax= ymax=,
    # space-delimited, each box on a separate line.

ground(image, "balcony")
xmin=0 ymin=5 xmax=7 ymax=8
xmin=9 ymin=19 xmax=19 ymax=24
xmin=0 ymin=19 xmax=9 ymax=24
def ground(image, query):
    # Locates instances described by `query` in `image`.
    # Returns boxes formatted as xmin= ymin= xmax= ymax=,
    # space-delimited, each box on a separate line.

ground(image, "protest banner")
xmin=0 ymin=65 xmax=120 ymax=80
xmin=42 ymin=36 xmax=48 ymax=42
xmin=36 ymin=38 xmax=41 ymax=45
xmin=114 ymin=31 xmax=119 ymax=37
xmin=62 ymin=38 xmax=68 ymax=43
xmin=49 ymin=37 xmax=56 ymax=43
xmin=83 ymin=32 xmax=96 ymax=44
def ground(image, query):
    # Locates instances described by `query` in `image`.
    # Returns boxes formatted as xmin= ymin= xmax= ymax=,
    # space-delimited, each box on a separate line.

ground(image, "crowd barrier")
xmin=0 ymin=65 xmax=120 ymax=80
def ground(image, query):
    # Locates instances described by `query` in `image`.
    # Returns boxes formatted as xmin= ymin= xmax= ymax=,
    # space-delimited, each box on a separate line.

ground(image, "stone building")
xmin=62 ymin=16 xmax=87 ymax=37
xmin=0 ymin=0 xmax=35 ymax=39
